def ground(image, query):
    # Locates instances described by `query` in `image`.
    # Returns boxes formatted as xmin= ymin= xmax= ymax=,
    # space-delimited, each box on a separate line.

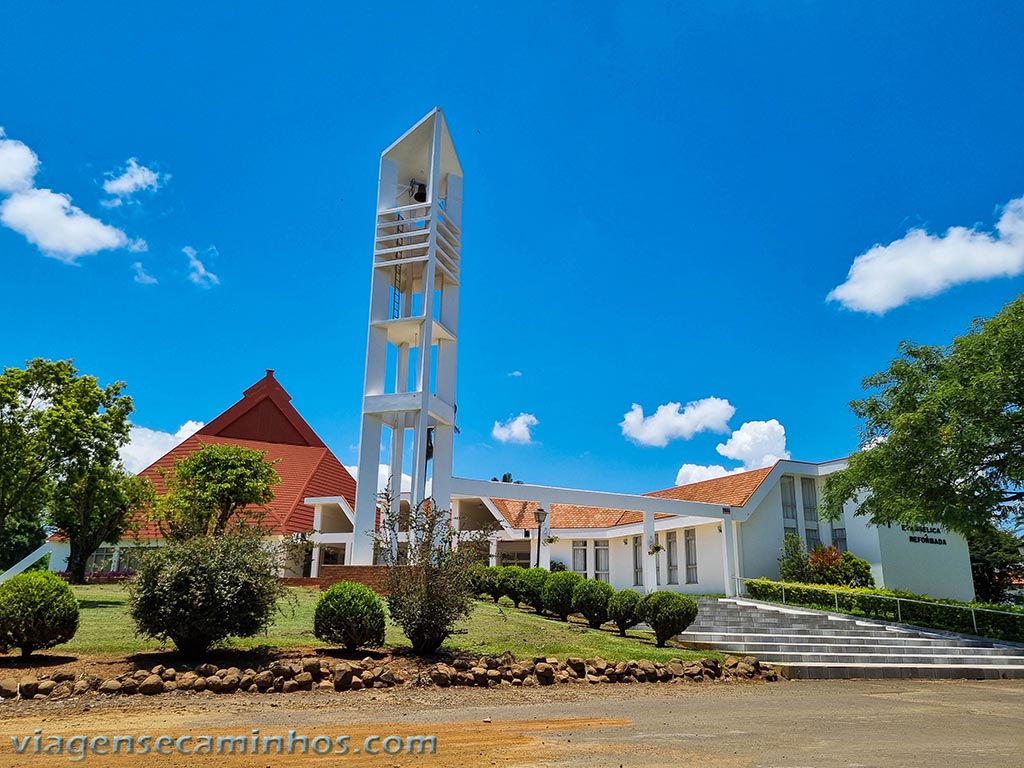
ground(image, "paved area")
xmin=0 ymin=678 xmax=1020 ymax=767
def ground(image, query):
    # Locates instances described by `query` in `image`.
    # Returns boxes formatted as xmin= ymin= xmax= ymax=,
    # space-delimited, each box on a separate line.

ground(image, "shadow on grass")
xmin=77 ymin=599 xmax=124 ymax=609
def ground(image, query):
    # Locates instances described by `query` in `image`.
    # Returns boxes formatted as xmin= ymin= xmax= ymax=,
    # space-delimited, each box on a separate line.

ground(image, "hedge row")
xmin=744 ymin=578 xmax=1024 ymax=643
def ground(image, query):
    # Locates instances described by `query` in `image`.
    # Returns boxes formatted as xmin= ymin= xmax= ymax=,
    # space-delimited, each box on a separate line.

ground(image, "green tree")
xmin=373 ymin=492 xmax=495 ymax=655
xmin=0 ymin=512 xmax=46 ymax=571
xmin=0 ymin=359 xmax=136 ymax=583
xmin=51 ymin=466 xmax=153 ymax=584
xmin=822 ymin=296 xmax=1024 ymax=536
xmin=490 ymin=472 xmax=524 ymax=484
xmin=966 ymin=522 xmax=1024 ymax=604
xmin=153 ymin=443 xmax=281 ymax=540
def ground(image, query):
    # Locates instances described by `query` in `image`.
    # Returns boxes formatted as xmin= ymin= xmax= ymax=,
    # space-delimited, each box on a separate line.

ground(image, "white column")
xmin=642 ymin=509 xmax=657 ymax=594
xmin=488 ymin=536 xmax=498 ymax=566
xmin=722 ymin=515 xmax=738 ymax=597
xmin=309 ymin=546 xmax=321 ymax=578
xmin=352 ymin=414 xmax=383 ymax=564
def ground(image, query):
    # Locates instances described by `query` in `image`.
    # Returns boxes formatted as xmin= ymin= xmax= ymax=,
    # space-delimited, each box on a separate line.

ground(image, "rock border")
xmin=0 ymin=654 xmax=774 ymax=701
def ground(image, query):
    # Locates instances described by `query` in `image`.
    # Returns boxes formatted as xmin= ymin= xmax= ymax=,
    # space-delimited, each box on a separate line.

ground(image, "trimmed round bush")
xmin=483 ymin=566 xmax=504 ymax=602
xmin=0 ymin=571 xmax=79 ymax=656
xmin=572 ymin=578 xmax=614 ymax=629
xmin=549 ymin=560 xmax=567 ymax=573
xmin=128 ymin=532 xmax=287 ymax=656
xmin=467 ymin=562 xmax=490 ymax=598
xmin=520 ymin=567 xmax=550 ymax=612
xmin=607 ymin=588 xmax=643 ymax=637
xmin=542 ymin=571 xmax=584 ymax=620
xmin=314 ymin=580 xmax=386 ymax=651
xmin=499 ymin=565 xmax=527 ymax=607
xmin=640 ymin=591 xmax=698 ymax=647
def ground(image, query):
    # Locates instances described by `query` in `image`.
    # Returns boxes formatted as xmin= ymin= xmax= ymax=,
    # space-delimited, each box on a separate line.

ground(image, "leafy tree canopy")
xmin=0 ymin=359 xmax=139 ymax=583
xmin=822 ymin=296 xmax=1024 ymax=537
xmin=153 ymin=442 xmax=280 ymax=540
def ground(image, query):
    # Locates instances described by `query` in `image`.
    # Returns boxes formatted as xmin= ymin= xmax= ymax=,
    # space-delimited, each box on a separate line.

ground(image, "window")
xmin=116 ymin=546 xmax=157 ymax=572
xmin=684 ymin=529 xmax=698 ymax=584
xmin=85 ymin=547 xmax=115 ymax=575
xmin=500 ymin=550 xmax=531 ymax=567
xmin=594 ymin=541 xmax=610 ymax=582
xmin=802 ymin=477 xmax=821 ymax=550
xmin=632 ymin=536 xmax=643 ymax=586
xmin=666 ymin=531 xmax=679 ymax=584
xmin=781 ymin=476 xmax=798 ymax=535
xmin=832 ymin=527 xmax=847 ymax=553
xmin=572 ymin=540 xmax=587 ymax=575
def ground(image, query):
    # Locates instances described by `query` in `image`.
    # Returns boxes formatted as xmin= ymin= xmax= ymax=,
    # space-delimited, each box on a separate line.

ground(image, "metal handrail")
xmin=733 ymin=577 xmax=1024 ymax=635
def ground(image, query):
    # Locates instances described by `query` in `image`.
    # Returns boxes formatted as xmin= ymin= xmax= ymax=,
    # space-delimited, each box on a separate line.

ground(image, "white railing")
xmin=0 ymin=543 xmax=54 ymax=583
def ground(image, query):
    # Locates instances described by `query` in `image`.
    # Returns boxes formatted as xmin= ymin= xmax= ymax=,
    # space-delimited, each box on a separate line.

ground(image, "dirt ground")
xmin=0 ymin=678 xmax=1021 ymax=768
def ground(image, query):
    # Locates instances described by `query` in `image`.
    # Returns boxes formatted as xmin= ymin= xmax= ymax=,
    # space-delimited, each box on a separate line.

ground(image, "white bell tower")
xmin=351 ymin=108 xmax=463 ymax=564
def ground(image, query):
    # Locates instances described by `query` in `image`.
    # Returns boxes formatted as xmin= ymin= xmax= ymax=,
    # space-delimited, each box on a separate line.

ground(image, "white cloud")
xmin=0 ymin=128 xmax=39 ymax=193
xmin=132 ymin=261 xmax=157 ymax=285
xmin=345 ymin=464 xmax=431 ymax=496
xmin=492 ymin=413 xmax=538 ymax=444
xmin=121 ymin=420 xmax=204 ymax=474
xmin=620 ymin=397 xmax=735 ymax=447
xmin=507 ymin=370 xmax=523 ymax=377
xmin=716 ymin=418 xmax=790 ymax=467
xmin=103 ymin=158 xmax=165 ymax=198
xmin=675 ymin=463 xmax=741 ymax=485
xmin=0 ymin=188 xmax=131 ymax=263
xmin=673 ymin=418 xmax=790 ymax=486
xmin=184 ymin=245 xmax=220 ymax=287
xmin=0 ymin=129 xmax=140 ymax=263
xmin=828 ymin=196 xmax=1024 ymax=314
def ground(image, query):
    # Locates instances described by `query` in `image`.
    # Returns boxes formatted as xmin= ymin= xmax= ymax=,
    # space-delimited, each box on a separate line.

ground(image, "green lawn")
xmin=61 ymin=585 xmax=714 ymax=663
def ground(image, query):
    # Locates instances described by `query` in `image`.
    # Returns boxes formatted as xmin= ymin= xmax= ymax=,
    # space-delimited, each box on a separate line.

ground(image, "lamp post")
xmin=534 ymin=507 xmax=548 ymax=568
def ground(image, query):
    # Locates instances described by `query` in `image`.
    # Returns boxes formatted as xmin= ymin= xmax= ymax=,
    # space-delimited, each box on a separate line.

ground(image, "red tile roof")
xmin=487 ymin=464 xmax=778 ymax=531
xmin=124 ymin=371 xmax=355 ymax=540
xmin=489 ymin=499 xmax=672 ymax=530
xmin=645 ymin=465 xmax=775 ymax=507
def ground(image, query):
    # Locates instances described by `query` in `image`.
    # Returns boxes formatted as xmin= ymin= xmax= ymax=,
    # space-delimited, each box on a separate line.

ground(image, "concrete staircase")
xmin=679 ymin=598 xmax=1024 ymax=679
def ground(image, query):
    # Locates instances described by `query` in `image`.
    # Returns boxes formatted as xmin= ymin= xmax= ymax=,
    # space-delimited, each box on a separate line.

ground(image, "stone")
xmin=294 ymin=672 xmax=314 ymax=689
xmin=164 ymin=681 xmax=177 ymax=692
xmin=161 ymin=668 xmax=177 ymax=681
xmin=220 ymin=673 xmax=241 ymax=692
xmin=139 ymin=675 xmax=164 ymax=695
xmin=637 ymin=659 xmax=657 ymax=676
xmin=98 ymin=679 xmax=122 ymax=695
xmin=178 ymin=672 xmax=198 ymax=690
xmin=35 ymin=680 xmax=57 ymax=697
xmin=225 ymin=666 xmax=242 ymax=678
xmin=614 ymin=661 xmax=630 ymax=676
xmin=269 ymin=662 xmax=291 ymax=679
xmin=19 ymin=677 xmax=38 ymax=698
xmin=522 ymin=676 xmax=536 ymax=687
xmin=192 ymin=676 xmax=207 ymax=692
xmin=667 ymin=662 xmax=685 ymax=677
xmin=205 ymin=676 xmax=223 ymax=693
xmin=332 ymin=663 xmax=353 ymax=689
xmin=349 ymin=677 xmax=364 ymax=691
xmin=239 ymin=673 xmax=254 ymax=690
xmin=360 ymin=670 xmax=375 ymax=684
xmin=254 ymin=670 xmax=275 ymax=690
xmin=302 ymin=657 xmax=321 ymax=676
xmin=471 ymin=667 xmax=489 ymax=685
xmin=248 ymin=684 xmax=259 ymax=693
xmin=72 ymin=680 xmax=90 ymax=696
xmin=120 ymin=678 xmax=139 ymax=695
xmin=534 ymin=662 xmax=555 ymax=679
xmin=282 ymin=680 xmax=300 ymax=693
xmin=196 ymin=663 xmax=217 ymax=677
xmin=723 ymin=655 xmax=740 ymax=669
xmin=566 ymin=657 xmax=586 ymax=675
xmin=150 ymin=664 xmax=166 ymax=677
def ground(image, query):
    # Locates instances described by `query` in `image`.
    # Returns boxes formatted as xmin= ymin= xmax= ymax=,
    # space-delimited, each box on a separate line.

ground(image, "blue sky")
xmin=2 ymin=2 xmax=1023 ymax=494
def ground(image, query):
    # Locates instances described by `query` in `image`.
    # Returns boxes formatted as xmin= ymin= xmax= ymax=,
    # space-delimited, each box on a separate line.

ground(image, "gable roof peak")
xmin=197 ymin=371 xmax=325 ymax=448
